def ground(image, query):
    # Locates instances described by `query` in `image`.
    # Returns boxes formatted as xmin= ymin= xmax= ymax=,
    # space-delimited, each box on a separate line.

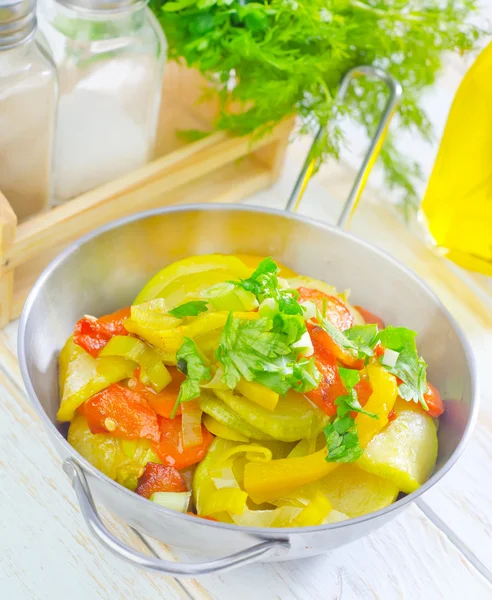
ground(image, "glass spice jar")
xmin=0 ymin=0 xmax=57 ymax=221
xmin=38 ymin=0 xmax=167 ymax=204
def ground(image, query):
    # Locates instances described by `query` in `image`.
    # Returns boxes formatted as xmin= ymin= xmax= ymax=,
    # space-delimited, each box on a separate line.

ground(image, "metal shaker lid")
xmin=0 ymin=0 xmax=36 ymax=49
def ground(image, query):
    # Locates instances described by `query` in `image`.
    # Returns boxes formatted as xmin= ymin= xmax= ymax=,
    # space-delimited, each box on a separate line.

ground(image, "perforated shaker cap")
xmin=0 ymin=0 xmax=36 ymax=49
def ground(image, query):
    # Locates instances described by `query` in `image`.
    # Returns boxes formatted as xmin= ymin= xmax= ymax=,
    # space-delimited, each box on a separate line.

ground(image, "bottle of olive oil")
xmin=422 ymin=42 xmax=492 ymax=276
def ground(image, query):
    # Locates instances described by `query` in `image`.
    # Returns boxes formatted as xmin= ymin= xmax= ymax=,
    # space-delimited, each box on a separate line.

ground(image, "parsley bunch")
xmin=150 ymin=0 xmax=481 ymax=216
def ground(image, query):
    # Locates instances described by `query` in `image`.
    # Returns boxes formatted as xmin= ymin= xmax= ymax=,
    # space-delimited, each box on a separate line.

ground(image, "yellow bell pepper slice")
xmin=289 ymin=490 xmax=332 ymax=527
xmin=235 ymin=379 xmax=279 ymax=411
xmin=318 ymin=464 xmax=399 ymax=518
xmin=200 ymin=488 xmax=248 ymax=517
xmin=68 ymin=414 xmax=161 ymax=490
xmin=131 ymin=298 xmax=181 ymax=330
xmin=243 ymin=448 xmax=337 ymax=504
xmin=58 ymin=343 xmax=135 ymax=422
xmin=59 ymin=335 xmax=80 ymax=398
xmin=200 ymin=391 xmax=273 ymax=441
xmin=135 ymin=254 xmax=251 ymax=304
xmin=215 ymin=389 xmax=325 ymax=442
xmin=203 ymin=414 xmax=250 ymax=442
xmin=356 ymin=363 xmax=398 ymax=448
xmin=99 ymin=336 xmax=171 ymax=392
xmin=357 ymin=399 xmax=438 ymax=493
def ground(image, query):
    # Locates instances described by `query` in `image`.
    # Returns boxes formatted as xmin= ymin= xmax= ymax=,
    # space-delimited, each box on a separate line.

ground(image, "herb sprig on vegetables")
xmin=169 ymin=300 xmax=208 ymax=318
xmin=172 ymin=338 xmax=211 ymax=416
xmin=150 ymin=0 xmax=481 ymax=216
xmin=324 ymin=367 xmax=377 ymax=463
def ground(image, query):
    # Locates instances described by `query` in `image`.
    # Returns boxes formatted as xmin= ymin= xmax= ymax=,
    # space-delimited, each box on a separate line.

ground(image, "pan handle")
xmin=63 ymin=459 xmax=290 ymax=577
xmin=286 ymin=66 xmax=402 ymax=228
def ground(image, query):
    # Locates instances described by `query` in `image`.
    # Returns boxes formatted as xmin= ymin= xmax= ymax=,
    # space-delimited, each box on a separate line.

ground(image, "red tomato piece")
xmin=355 ymin=305 xmax=385 ymax=330
xmin=135 ymin=462 xmax=187 ymax=499
xmin=152 ymin=416 xmax=214 ymax=470
xmin=306 ymin=332 xmax=345 ymax=416
xmin=424 ymin=381 xmax=444 ymax=418
xmin=297 ymin=287 xmax=354 ymax=331
xmin=73 ymin=307 xmax=131 ymax=357
xmin=387 ymin=409 xmax=398 ymax=422
xmin=82 ymin=383 xmax=160 ymax=441
xmin=130 ymin=367 xmax=185 ymax=418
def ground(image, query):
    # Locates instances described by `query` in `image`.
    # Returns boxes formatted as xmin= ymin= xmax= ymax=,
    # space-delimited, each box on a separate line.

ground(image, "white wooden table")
xmin=1 ymin=141 xmax=491 ymax=599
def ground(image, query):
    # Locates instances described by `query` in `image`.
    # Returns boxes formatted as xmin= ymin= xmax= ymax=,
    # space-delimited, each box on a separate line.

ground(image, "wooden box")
xmin=0 ymin=64 xmax=293 ymax=326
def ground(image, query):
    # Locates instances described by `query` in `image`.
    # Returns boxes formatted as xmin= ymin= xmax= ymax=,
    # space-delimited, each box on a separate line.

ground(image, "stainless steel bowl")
xmin=17 ymin=67 xmax=479 ymax=577
xmin=18 ymin=204 xmax=478 ymax=576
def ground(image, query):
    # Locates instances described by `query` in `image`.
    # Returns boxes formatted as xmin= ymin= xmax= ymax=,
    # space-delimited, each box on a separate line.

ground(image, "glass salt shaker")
xmin=38 ymin=0 xmax=167 ymax=204
xmin=0 ymin=0 xmax=57 ymax=221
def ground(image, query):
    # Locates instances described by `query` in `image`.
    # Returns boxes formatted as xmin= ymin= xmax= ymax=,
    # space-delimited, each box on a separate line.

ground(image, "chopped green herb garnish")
xmin=344 ymin=325 xmax=379 ymax=357
xmin=319 ymin=316 xmax=377 ymax=360
xmin=216 ymin=313 xmax=319 ymax=395
xmin=169 ymin=300 xmax=209 ymax=318
xmin=233 ymin=257 xmax=303 ymax=316
xmin=172 ymin=338 xmax=211 ymax=417
xmin=324 ymin=366 xmax=377 ymax=463
xmin=377 ymin=326 xmax=428 ymax=410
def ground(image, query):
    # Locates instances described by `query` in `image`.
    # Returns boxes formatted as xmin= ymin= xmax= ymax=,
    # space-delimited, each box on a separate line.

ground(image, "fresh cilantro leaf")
xmin=377 ymin=326 xmax=428 ymax=410
xmin=216 ymin=313 xmax=291 ymax=389
xmin=336 ymin=367 xmax=378 ymax=420
xmin=291 ymin=357 xmax=321 ymax=393
xmin=216 ymin=313 xmax=319 ymax=395
xmin=272 ymin=312 xmax=306 ymax=345
xmin=324 ymin=419 xmax=363 ymax=463
xmin=344 ymin=325 xmax=379 ymax=356
xmin=335 ymin=391 xmax=378 ymax=420
xmin=233 ymin=257 xmax=303 ymax=316
xmin=319 ymin=317 xmax=378 ymax=361
xmin=169 ymin=300 xmax=208 ymax=318
xmin=172 ymin=338 xmax=211 ymax=417
xmin=324 ymin=365 xmax=377 ymax=463
xmin=338 ymin=366 xmax=360 ymax=391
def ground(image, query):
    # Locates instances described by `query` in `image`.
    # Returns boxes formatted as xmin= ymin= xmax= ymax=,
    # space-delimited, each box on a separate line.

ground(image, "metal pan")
xmin=18 ymin=67 xmax=479 ymax=577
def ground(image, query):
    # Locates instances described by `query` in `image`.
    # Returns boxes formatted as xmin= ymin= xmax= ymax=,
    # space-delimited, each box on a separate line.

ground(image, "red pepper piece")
xmin=73 ymin=307 xmax=131 ymax=357
xmin=297 ymin=287 xmax=354 ymax=331
xmin=82 ymin=383 xmax=159 ymax=441
xmin=135 ymin=462 xmax=187 ymax=499
xmin=152 ymin=416 xmax=214 ymax=470
xmin=130 ymin=367 xmax=185 ymax=418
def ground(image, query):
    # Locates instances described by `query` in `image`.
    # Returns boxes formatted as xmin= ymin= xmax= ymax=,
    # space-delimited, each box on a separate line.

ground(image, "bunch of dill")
xmin=150 ymin=0 xmax=482 ymax=216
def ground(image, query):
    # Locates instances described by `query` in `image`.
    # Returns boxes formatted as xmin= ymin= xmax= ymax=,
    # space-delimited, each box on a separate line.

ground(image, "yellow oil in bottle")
xmin=422 ymin=42 xmax=492 ymax=276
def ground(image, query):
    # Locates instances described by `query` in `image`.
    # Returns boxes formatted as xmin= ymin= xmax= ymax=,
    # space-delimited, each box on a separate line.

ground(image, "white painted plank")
xmin=0 ymin=366 xmax=195 ymax=600
xmin=142 ymin=503 xmax=492 ymax=600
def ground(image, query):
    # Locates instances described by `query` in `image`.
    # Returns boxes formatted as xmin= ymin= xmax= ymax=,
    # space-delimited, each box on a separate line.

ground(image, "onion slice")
xmin=150 ymin=491 xmax=191 ymax=513
xmin=181 ymin=401 xmax=203 ymax=448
